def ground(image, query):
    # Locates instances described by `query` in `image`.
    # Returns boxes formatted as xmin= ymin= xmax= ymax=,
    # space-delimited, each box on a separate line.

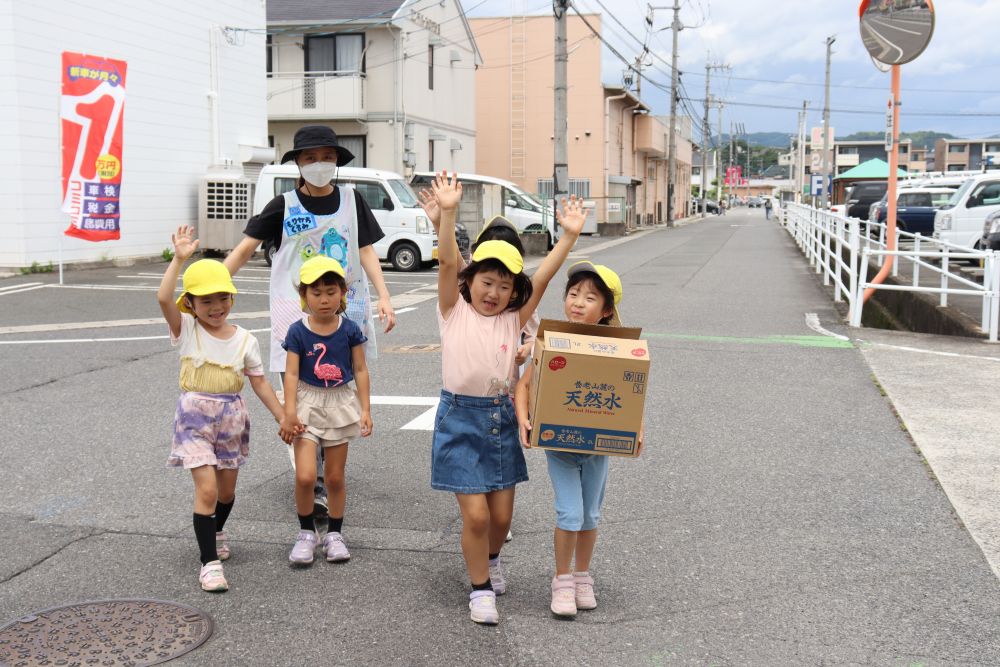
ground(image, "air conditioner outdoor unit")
xmin=198 ymin=172 xmax=251 ymax=253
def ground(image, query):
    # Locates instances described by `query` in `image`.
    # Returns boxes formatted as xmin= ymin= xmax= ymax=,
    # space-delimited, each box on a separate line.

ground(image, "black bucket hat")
xmin=280 ymin=125 xmax=355 ymax=166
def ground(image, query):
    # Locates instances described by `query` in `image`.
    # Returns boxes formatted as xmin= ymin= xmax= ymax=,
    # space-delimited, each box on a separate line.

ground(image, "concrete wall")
xmin=0 ymin=0 xmax=269 ymax=267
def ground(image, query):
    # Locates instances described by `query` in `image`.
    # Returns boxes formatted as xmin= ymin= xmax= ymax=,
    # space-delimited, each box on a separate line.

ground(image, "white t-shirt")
xmin=170 ymin=313 xmax=264 ymax=377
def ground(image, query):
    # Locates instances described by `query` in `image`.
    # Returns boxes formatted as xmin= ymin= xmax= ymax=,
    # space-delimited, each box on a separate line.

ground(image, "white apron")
xmin=269 ymin=187 xmax=377 ymax=371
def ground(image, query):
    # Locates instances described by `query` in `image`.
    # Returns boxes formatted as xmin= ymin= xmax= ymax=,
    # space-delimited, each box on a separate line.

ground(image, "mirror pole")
xmin=864 ymin=63 xmax=901 ymax=303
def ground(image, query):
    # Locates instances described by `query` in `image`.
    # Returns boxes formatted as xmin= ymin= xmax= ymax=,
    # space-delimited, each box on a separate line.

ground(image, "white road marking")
xmin=858 ymin=340 xmax=1000 ymax=363
xmin=0 ymin=282 xmax=43 ymax=293
xmin=50 ymin=284 xmax=270 ymax=295
xmin=805 ymin=313 xmax=850 ymax=341
xmin=0 ymin=284 xmax=47 ymax=296
xmin=0 ymin=311 xmax=269 ymax=335
xmin=0 ymin=327 xmax=271 ymax=345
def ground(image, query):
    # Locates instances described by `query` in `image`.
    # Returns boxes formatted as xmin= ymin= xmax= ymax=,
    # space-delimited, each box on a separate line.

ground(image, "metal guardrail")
xmin=781 ymin=203 xmax=1000 ymax=341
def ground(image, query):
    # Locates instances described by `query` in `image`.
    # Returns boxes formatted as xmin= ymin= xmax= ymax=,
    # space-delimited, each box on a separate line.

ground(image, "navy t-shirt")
xmin=282 ymin=317 xmax=367 ymax=388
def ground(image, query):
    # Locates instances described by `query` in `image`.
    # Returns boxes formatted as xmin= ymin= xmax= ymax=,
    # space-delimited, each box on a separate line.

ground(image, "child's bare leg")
xmin=322 ymin=444 xmax=349 ymax=521
xmin=191 ymin=466 xmax=219 ymax=514
xmin=455 ymin=493 xmax=491 ymax=584
xmin=293 ymin=439 xmax=319 ymax=517
xmin=573 ymin=529 xmax=598 ymax=572
xmin=485 ymin=488 xmax=515 ymax=555
xmin=215 ymin=468 xmax=238 ymax=505
xmin=554 ymin=528 xmax=578 ymax=576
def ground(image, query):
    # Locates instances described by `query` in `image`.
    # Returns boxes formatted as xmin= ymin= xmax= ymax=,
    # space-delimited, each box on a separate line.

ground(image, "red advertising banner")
xmin=60 ymin=52 xmax=127 ymax=241
xmin=724 ymin=165 xmax=743 ymax=186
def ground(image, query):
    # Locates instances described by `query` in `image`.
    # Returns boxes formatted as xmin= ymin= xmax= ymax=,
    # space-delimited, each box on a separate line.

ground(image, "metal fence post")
xmin=848 ymin=218 xmax=859 ymax=315
xmin=850 ymin=248 xmax=870 ymax=328
xmin=892 ymin=227 xmax=900 ymax=278
xmin=991 ymin=251 xmax=1000 ymax=343
xmin=913 ymin=234 xmax=921 ymax=287
xmin=940 ymin=246 xmax=949 ymax=308
xmin=982 ymin=251 xmax=991 ymax=337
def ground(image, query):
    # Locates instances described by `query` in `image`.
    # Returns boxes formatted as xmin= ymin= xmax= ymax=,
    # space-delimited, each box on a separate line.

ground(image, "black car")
xmin=844 ymin=181 xmax=888 ymax=220
xmin=696 ymin=198 xmax=720 ymax=214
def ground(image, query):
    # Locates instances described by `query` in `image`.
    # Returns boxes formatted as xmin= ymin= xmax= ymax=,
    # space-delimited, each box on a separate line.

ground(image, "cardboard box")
xmin=528 ymin=319 xmax=649 ymax=457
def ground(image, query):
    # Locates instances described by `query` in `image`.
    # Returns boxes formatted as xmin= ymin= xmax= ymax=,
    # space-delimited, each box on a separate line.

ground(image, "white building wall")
xmin=0 ymin=0 xmax=268 ymax=267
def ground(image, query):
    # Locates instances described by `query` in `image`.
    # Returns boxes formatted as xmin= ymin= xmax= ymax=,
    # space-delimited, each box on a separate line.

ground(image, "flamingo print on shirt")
xmin=311 ymin=342 xmax=343 ymax=387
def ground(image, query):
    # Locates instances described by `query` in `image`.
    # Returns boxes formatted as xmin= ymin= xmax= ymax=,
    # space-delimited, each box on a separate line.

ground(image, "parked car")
xmin=696 ymin=198 xmax=720 ymax=214
xmin=934 ymin=173 xmax=1000 ymax=250
xmin=844 ymin=181 xmax=888 ymax=219
xmin=981 ymin=209 xmax=1000 ymax=250
xmin=868 ymin=187 xmax=955 ymax=236
xmin=747 ymin=196 xmax=763 ymax=208
xmin=253 ymin=165 xmax=457 ymax=271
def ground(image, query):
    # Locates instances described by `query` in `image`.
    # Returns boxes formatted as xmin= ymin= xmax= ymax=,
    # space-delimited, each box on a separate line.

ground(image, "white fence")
xmin=782 ymin=203 xmax=1000 ymax=341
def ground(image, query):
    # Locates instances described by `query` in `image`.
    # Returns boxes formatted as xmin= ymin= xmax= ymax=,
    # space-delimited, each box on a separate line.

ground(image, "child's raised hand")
xmin=359 ymin=410 xmax=372 ymax=437
xmin=555 ymin=196 xmax=586 ymax=237
xmin=418 ymin=188 xmax=441 ymax=226
xmin=171 ymin=225 xmax=200 ymax=262
xmin=431 ymin=171 xmax=462 ymax=212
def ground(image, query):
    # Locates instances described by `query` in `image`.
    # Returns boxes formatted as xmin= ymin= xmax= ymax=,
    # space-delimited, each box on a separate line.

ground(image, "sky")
xmin=463 ymin=0 xmax=1000 ymax=142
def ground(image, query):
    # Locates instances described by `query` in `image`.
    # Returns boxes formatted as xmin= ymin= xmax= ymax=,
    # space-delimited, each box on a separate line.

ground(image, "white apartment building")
xmin=1 ymin=1 xmax=271 ymax=267
xmin=266 ymin=0 xmax=481 ymax=176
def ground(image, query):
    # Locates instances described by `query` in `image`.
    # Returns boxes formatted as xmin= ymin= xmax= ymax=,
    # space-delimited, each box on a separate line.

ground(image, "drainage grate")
xmin=0 ymin=599 xmax=213 ymax=667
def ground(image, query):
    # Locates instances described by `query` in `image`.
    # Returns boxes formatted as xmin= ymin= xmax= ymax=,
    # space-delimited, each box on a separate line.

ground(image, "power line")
xmin=681 ymin=97 xmax=1000 ymax=118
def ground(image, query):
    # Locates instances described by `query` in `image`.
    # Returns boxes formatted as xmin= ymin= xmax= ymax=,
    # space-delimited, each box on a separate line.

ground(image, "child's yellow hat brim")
xmin=471 ymin=240 xmax=523 ymax=274
xmin=567 ymin=261 xmax=623 ymax=326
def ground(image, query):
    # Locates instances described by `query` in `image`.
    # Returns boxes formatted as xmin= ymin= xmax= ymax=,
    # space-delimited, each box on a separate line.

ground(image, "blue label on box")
xmin=536 ymin=423 xmax=637 ymax=454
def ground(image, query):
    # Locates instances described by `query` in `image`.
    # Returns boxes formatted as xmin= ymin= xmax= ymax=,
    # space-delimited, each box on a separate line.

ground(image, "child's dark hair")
xmin=472 ymin=224 xmax=525 ymax=256
xmin=459 ymin=258 xmax=533 ymax=311
xmin=565 ymin=271 xmax=614 ymax=325
xmin=298 ymin=271 xmax=348 ymax=313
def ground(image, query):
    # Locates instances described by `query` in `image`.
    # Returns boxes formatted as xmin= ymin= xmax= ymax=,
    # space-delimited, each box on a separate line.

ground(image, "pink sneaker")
xmin=199 ymin=560 xmax=228 ymax=592
xmin=323 ymin=532 xmax=351 ymax=562
xmin=550 ymin=574 xmax=577 ymax=617
xmin=574 ymin=572 xmax=597 ymax=610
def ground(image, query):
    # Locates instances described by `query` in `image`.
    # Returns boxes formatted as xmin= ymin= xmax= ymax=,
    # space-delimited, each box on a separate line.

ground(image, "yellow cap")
xmin=471 ymin=240 xmax=523 ymax=275
xmin=298 ymin=256 xmax=347 ymax=312
xmin=567 ymin=261 xmax=623 ymax=326
xmin=176 ymin=259 xmax=237 ymax=314
xmin=474 ymin=215 xmax=518 ymax=243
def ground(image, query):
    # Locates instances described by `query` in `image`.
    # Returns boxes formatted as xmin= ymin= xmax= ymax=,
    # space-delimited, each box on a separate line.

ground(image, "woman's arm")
xmin=359 ymin=245 xmax=397 ymax=333
xmin=517 ymin=196 xmax=585 ymax=328
xmin=157 ymin=225 xmax=200 ymax=338
xmin=352 ymin=344 xmax=372 ymax=437
xmin=432 ymin=172 xmax=463 ymax=319
xmin=223 ymin=235 xmax=261 ymax=277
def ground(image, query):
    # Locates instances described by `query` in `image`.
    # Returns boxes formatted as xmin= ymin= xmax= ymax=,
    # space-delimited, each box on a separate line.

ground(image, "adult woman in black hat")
xmin=225 ymin=125 xmax=396 ymax=518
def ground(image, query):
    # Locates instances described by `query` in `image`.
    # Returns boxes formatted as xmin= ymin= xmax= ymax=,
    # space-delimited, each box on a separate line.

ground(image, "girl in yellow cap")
xmin=157 ymin=225 xmax=285 ymax=593
xmin=512 ymin=262 xmax=644 ymax=618
xmin=280 ymin=255 xmax=372 ymax=566
xmin=431 ymin=171 xmax=586 ymax=625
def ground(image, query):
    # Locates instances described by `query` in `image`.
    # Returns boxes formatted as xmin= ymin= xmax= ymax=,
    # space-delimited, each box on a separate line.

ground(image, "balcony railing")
xmin=266 ymin=71 xmax=366 ymax=120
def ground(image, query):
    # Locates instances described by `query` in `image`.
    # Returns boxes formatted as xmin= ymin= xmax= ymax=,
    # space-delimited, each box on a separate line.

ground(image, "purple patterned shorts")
xmin=168 ymin=392 xmax=250 ymax=470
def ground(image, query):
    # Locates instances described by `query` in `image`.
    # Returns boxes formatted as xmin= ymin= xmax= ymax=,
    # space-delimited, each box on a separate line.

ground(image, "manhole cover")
xmin=0 ymin=599 xmax=213 ymax=667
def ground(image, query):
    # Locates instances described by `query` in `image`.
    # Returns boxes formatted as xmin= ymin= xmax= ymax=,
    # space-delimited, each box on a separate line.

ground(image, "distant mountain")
xmin=838 ymin=130 xmax=958 ymax=149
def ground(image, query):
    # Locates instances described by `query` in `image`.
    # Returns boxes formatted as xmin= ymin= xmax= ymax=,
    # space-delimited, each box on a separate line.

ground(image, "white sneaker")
xmin=469 ymin=590 xmax=499 ymax=625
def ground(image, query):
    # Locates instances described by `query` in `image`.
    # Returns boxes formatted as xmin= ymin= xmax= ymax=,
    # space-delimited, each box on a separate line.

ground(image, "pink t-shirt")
xmin=438 ymin=298 xmax=520 ymax=396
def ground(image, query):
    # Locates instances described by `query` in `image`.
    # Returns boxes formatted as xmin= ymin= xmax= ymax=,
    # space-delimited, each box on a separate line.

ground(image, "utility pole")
xmin=716 ymin=100 xmax=724 ymax=208
xmin=700 ymin=60 xmax=728 ymax=217
xmin=797 ymin=100 xmax=808 ymax=204
xmin=661 ymin=0 xmax=682 ymax=226
xmin=821 ymin=35 xmax=835 ymax=209
xmin=553 ymin=0 xmax=569 ymax=230
xmin=728 ymin=120 xmax=734 ymax=205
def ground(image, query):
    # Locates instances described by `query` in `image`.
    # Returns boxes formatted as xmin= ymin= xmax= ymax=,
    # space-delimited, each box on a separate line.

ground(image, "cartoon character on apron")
xmin=269 ymin=186 xmax=377 ymax=372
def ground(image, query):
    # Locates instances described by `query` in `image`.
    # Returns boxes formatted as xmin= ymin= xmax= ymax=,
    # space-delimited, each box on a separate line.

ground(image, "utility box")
xmin=528 ymin=319 xmax=649 ymax=457
xmin=198 ymin=173 xmax=250 ymax=253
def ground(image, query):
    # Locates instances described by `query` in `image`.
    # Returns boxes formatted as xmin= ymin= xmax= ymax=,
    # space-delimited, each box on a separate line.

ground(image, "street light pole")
xmin=553 ymin=0 xmax=569 ymax=229
xmin=821 ymin=35 xmax=835 ymax=209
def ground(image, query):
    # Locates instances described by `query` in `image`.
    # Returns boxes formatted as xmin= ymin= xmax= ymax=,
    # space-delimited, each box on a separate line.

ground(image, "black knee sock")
xmin=298 ymin=514 xmax=316 ymax=532
xmin=215 ymin=499 xmax=234 ymax=532
xmin=328 ymin=516 xmax=343 ymax=533
xmin=193 ymin=513 xmax=217 ymax=565
xmin=472 ymin=580 xmax=494 ymax=592
xmin=488 ymin=552 xmax=500 ymax=561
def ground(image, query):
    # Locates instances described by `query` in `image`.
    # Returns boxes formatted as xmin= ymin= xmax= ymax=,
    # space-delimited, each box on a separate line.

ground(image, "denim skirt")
xmin=431 ymin=390 xmax=528 ymax=494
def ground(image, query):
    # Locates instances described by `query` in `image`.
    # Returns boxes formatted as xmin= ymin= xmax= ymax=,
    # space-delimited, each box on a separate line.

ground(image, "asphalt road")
xmin=2 ymin=210 xmax=1000 ymax=665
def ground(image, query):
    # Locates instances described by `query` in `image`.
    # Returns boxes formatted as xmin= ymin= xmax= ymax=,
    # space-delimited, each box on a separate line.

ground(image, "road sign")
xmin=811 ymin=174 xmax=825 ymax=197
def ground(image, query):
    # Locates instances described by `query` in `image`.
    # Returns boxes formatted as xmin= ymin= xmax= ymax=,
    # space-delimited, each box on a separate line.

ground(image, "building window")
xmin=266 ymin=35 xmax=272 ymax=74
xmin=305 ymin=34 xmax=364 ymax=74
xmin=838 ymin=146 xmax=859 ymax=155
xmin=336 ymin=135 xmax=365 ymax=167
xmin=948 ymin=144 xmax=967 ymax=153
xmin=986 ymin=144 xmax=1000 ymax=153
xmin=428 ymin=45 xmax=434 ymax=89
xmin=428 ymin=139 xmax=434 ymax=172
xmin=536 ymin=178 xmax=591 ymax=200
xmin=947 ymin=164 xmax=965 ymax=171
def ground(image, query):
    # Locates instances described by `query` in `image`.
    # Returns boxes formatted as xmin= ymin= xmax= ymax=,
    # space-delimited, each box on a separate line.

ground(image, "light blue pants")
xmin=545 ymin=450 xmax=610 ymax=531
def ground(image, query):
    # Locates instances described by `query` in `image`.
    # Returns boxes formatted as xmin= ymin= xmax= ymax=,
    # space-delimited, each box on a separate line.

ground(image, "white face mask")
xmin=299 ymin=162 xmax=337 ymax=188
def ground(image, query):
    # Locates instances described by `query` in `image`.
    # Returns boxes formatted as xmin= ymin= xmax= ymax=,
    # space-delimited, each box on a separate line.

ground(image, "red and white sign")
xmin=60 ymin=52 xmax=127 ymax=241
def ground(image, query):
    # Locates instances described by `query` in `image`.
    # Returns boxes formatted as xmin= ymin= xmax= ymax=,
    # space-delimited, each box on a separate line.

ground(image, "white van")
xmin=933 ymin=173 xmax=1000 ymax=249
xmin=410 ymin=171 xmax=558 ymax=246
xmin=253 ymin=165 xmax=436 ymax=271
